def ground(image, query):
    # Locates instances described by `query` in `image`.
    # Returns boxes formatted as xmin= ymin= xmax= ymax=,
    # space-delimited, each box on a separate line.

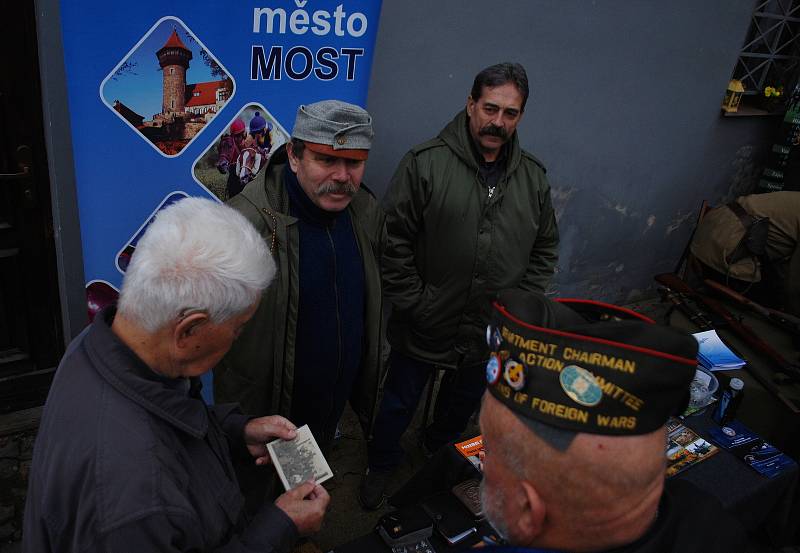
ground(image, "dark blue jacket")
xmin=23 ymin=309 xmax=297 ymax=552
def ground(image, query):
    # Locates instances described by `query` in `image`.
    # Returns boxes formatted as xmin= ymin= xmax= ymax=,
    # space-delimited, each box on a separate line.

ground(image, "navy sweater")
xmin=285 ymin=166 xmax=365 ymax=448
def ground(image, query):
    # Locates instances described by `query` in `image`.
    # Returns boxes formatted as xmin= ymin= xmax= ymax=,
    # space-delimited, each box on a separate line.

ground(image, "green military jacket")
xmin=214 ymin=146 xmax=386 ymax=436
xmin=383 ymin=109 xmax=559 ymax=367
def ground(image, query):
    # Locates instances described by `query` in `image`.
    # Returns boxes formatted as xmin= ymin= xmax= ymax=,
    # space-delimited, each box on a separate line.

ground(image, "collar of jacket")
xmin=83 ymin=307 xmax=209 ymax=438
xmin=439 ymin=108 xmax=523 ymax=175
xmin=261 ymin=145 xmax=296 ymax=217
xmin=236 ymin=144 xmax=299 ymax=240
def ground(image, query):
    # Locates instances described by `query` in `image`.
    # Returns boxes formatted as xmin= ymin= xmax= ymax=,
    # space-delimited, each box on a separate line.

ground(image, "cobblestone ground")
xmin=0 ymin=428 xmax=35 ymax=552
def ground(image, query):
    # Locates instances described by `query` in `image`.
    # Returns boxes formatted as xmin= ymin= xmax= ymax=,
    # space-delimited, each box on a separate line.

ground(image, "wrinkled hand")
xmin=244 ymin=415 xmax=297 ymax=465
xmin=275 ymin=480 xmax=330 ymax=536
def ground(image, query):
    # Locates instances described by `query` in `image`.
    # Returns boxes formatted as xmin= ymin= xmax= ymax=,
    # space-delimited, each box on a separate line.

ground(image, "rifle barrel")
xmin=703 ymin=279 xmax=770 ymax=318
xmin=655 ymin=273 xmax=800 ymax=381
xmin=703 ymin=279 xmax=800 ymax=337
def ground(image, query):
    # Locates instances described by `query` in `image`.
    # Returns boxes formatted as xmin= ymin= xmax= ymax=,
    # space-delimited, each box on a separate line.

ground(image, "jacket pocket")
xmin=408 ymin=282 xmax=460 ymax=350
xmin=410 ymin=283 xmax=439 ymax=323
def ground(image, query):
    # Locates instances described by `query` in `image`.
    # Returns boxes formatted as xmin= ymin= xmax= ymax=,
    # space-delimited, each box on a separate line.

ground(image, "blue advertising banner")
xmin=59 ymin=1 xmax=382 ymax=398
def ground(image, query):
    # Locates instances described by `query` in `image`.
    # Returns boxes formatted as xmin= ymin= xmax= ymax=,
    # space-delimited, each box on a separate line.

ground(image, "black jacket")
xmin=23 ymin=309 xmax=297 ymax=552
xmin=475 ymin=479 xmax=745 ymax=553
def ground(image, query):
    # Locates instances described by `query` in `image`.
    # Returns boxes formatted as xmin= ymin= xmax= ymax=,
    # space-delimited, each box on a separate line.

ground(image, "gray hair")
xmin=118 ymin=197 xmax=274 ymax=332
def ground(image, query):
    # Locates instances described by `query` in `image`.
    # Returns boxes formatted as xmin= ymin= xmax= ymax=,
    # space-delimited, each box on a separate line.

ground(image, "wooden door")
xmin=0 ymin=0 xmax=63 ymax=412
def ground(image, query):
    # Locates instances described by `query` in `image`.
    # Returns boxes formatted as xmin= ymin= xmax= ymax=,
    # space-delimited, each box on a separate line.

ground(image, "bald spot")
xmin=481 ymin=394 xmax=666 ymax=550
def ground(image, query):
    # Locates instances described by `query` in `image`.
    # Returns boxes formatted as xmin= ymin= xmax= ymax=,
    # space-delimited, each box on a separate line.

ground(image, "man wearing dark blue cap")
xmin=476 ymin=290 xmax=745 ymax=552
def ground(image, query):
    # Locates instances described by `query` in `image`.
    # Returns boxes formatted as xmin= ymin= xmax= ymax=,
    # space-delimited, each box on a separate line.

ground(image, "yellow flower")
xmin=764 ymin=85 xmax=784 ymax=98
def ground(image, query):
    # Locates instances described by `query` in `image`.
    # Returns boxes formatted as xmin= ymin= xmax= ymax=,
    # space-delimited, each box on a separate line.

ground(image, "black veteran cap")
xmin=486 ymin=290 xmax=697 ymax=445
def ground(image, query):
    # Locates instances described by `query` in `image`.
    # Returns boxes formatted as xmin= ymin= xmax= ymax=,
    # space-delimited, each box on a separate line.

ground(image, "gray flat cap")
xmin=292 ymin=99 xmax=373 ymax=160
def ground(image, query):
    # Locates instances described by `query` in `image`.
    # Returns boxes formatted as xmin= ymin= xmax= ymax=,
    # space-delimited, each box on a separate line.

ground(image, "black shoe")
xmin=358 ymin=468 xmax=391 ymax=510
xmin=420 ymin=437 xmax=437 ymax=459
xmin=420 ymin=431 xmax=444 ymax=459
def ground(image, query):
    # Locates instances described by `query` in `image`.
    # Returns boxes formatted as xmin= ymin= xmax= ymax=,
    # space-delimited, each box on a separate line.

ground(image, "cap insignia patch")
xmin=504 ymin=358 xmax=526 ymax=391
xmin=486 ymin=353 xmax=501 ymax=385
xmin=559 ymin=365 xmax=602 ymax=407
xmin=486 ymin=324 xmax=502 ymax=349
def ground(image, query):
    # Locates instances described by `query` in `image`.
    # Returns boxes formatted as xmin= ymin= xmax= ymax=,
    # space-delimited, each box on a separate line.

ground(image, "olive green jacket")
xmin=214 ymin=146 xmax=386 ymax=436
xmin=383 ymin=109 xmax=559 ymax=367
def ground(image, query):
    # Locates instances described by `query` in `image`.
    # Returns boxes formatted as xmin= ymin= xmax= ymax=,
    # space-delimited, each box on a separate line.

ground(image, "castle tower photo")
xmin=100 ymin=17 xmax=234 ymax=157
xmin=156 ymin=28 xmax=192 ymax=115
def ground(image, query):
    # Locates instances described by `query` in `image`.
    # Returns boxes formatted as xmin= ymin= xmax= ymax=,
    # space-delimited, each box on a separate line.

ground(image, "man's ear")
xmin=466 ymin=95 xmax=476 ymax=116
xmin=286 ymin=141 xmax=300 ymax=172
xmin=174 ymin=311 xmax=209 ymax=349
xmin=514 ymin=480 xmax=546 ymax=544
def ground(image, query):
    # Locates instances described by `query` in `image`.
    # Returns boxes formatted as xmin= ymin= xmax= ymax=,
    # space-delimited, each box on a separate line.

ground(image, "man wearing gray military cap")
xmin=215 ymin=100 xmax=385 ymax=461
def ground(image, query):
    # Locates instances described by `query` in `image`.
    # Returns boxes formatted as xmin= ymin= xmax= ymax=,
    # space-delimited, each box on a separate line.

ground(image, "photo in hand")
xmin=266 ymin=424 xmax=333 ymax=491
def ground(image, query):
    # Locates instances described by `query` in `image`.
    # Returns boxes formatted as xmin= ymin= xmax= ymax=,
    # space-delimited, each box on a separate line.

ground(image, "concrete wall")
xmin=365 ymin=0 xmax=780 ymax=303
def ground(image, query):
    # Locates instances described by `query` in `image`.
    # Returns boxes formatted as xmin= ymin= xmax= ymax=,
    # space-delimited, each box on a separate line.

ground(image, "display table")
xmin=333 ymin=297 xmax=800 ymax=552
xmin=666 ymin=296 xmax=800 ymax=544
xmin=333 ymin=412 xmax=798 ymax=552
xmin=674 ymin=413 xmax=798 ymax=544
xmin=667 ymin=296 xmax=800 ymax=460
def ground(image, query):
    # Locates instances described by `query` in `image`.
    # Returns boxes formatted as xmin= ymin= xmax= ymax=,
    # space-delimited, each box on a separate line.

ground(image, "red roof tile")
xmin=185 ymin=80 xmax=227 ymax=107
xmin=162 ymin=29 xmax=189 ymax=51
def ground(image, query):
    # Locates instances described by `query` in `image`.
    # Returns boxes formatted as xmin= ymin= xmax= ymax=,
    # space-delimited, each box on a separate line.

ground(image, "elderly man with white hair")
xmin=23 ymin=198 xmax=329 ymax=553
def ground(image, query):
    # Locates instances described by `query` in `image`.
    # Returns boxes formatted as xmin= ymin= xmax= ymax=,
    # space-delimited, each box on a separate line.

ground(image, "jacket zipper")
xmin=325 ymin=227 xmax=342 ymax=430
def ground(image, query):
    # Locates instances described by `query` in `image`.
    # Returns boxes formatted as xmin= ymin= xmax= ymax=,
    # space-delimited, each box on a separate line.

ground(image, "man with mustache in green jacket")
xmin=360 ymin=62 xmax=559 ymax=509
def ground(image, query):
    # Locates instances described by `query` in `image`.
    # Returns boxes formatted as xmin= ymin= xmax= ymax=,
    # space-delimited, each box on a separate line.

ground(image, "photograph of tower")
xmin=100 ymin=16 xmax=234 ymax=157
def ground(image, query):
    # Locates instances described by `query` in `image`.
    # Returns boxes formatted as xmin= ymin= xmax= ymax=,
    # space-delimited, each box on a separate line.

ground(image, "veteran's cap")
xmin=291 ymin=99 xmax=373 ymax=160
xmin=485 ymin=290 xmax=697 ymax=448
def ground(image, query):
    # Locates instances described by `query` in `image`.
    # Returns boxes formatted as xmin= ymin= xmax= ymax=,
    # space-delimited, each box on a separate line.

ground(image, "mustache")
xmin=479 ymin=124 xmax=508 ymax=140
xmin=317 ymin=181 xmax=357 ymax=197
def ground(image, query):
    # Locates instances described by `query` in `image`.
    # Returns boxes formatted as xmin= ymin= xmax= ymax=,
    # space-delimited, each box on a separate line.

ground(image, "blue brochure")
xmin=708 ymin=421 xmax=796 ymax=478
xmin=692 ymin=330 xmax=746 ymax=371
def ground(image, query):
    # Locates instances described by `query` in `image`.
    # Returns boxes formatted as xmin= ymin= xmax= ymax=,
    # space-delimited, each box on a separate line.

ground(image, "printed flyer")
xmin=455 ymin=435 xmax=484 ymax=472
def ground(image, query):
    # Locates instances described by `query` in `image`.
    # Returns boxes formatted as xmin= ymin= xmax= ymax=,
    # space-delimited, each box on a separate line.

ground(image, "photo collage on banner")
xmin=59 ymin=1 xmax=382 ymax=400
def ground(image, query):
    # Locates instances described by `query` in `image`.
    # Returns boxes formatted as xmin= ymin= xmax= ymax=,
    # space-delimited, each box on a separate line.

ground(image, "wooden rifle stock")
xmin=703 ymin=278 xmax=800 ymax=337
xmin=657 ymin=287 xmax=713 ymax=330
xmin=655 ymin=272 xmax=800 ymax=413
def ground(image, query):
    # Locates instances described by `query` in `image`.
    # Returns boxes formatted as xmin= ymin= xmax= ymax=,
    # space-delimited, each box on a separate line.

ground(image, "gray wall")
xmin=36 ymin=0 xmax=86 ymax=342
xmin=365 ymin=0 xmax=779 ymax=303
